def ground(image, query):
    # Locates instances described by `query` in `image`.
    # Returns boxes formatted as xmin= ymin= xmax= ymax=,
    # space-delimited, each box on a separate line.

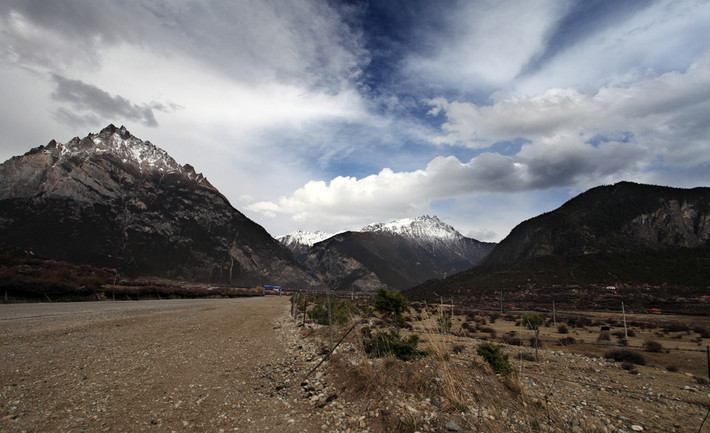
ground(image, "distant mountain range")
xmin=2 ymin=125 xmax=707 ymax=297
xmin=278 ymin=216 xmax=495 ymax=292
xmin=0 ymin=125 xmax=322 ymax=289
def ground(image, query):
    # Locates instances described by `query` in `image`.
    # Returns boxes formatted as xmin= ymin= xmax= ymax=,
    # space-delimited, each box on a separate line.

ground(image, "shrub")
xmin=693 ymin=326 xmax=710 ymax=339
xmin=452 ymin=344 xmax=466 ymax=354
xmin=558 ymin=336 xmax=576 ymax=346
xmin=666 ymin=365 xmax=679 ymax=372
xmin=437 ymin=316 xmax=452 ymax=333
xmin=479 ymin=326 xmax=496 ymax=335
xmin=308 ymin=304 xmax=329 ymax=325
xmin=620 ymin=361 xmax=635 ymax=370
xmin=361 ymin=326 xmax=427 ymax=361
xmin=308 ymin=299 xmax=356 ymax=325
xmin=519 ymin=352 xmax=536 ymax=362
xmin=604 ymin=349 xmax=646 ymax=366
xmin=557 ymin=324 xmax=569 ymax=334
xmin=502 ymin=334 xmax=523 ymax=346
xmin=374 ymin=288 xmax=410 ymax=320
xmin=522 ymin=314 xmax=544 ymax=330
xmin=643 ymin=340 xmax=663 ymax=353
xmin=597 ymin=331 xmax=611 ymax=341
xmin=477 ymin=342 xmax=515 ymax=377
xmin=663 ymin=322 xmax=689 ymax=333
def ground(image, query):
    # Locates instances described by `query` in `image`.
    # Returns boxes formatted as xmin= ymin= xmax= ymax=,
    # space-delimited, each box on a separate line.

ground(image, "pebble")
xmin=445 ymin=421 xmax=460 ymax=431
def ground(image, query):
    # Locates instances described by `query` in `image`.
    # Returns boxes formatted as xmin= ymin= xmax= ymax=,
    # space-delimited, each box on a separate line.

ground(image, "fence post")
xmin=622 ymin=302 xmax=628 ymax=342
xmin=327 ymin=289 xmax=334 ymax=351
xmin=553 ymin=301 xmax=556 ymax=327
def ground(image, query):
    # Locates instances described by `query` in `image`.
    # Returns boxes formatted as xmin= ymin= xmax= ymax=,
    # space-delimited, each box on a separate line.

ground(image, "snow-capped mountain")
xmin=362 ymin=215 xmax=461 ymax=242
xmin=278 ymin=230 xmax=334 ymax=248
xmin=300 ymin=215 xmax=496 ymax=292
xmin=277 ymin=230 xmax=334 ymax=262
xmin=0 ymin=125 xmax=322 ymax=288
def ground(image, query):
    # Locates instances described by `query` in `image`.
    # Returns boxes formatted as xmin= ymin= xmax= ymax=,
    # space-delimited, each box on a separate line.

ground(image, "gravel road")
xmin=0 ymin=297 xmax=333 ymax=432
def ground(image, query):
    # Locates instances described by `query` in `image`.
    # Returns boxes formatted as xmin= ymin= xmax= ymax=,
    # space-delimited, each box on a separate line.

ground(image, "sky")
xmin=1 ymin=0 xmax=709 ymax=242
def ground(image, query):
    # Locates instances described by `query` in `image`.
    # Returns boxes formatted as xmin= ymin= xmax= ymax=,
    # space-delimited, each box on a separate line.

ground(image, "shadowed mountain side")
xmin=303 ymin=227 xmax=494 ymax=292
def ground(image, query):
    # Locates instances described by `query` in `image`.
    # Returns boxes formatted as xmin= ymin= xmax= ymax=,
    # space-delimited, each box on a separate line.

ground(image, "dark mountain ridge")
xmin=406 ymin=182 xmax=710 ymax=302
xmin=0 ymin=125 xmax=323 ymax=289
xmin=482 ymin=182 xmax=710 ymax=265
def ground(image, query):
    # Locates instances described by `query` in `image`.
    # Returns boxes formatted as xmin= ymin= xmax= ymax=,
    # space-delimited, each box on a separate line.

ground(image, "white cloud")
xmin=427 ymin=51 xmax=710 ymax=169
xmin=403 ymin=0 xmax=567 ymax=90
xmin=517 ymin=0 xmax=710 ymax=95
xmin=247 ymin=51 xmax=710 ymax=238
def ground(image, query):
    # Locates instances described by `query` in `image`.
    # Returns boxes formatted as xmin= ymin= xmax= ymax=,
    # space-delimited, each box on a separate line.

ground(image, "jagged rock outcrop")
xmin=482 ymin=182 xmax=710 ymax=265
xmin=301 ymin=216 xmax=495 ymax=292
xmin=0 ymin=124 xmax=323 ymax=288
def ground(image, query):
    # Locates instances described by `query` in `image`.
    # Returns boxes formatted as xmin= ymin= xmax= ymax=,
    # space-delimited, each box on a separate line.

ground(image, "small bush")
xmin=666 ymin=365 xmax=679 ymax=372
xmin=620 ymin=361 xmax=635 ymax=370
xmin=604 ymin=349 xmax=646 ymax=366
xmin=452 ymin=344 xmax=466 ymax=354
xmin=437 ymin=316 xmax=452 ymax=333
xmin=557 ymin=324 xmax=569 ymax=334
xmin=477 ymin=342 xmax=515 ymax=377
xmin=643 ymin=340 xmax=663 ymax=353
xmin=502 ymin=334 xmax=523 ymax=346
xmin=597 ymin=331 xmax=611 ymax=341
xmin=361 ymin=326 xmax=427 ymax=361
xmin=663 ymin=322 xmax=689 ymax=333
xmin=613 ymin=329 xmax=636 ymax=338
xmin=558 ymin=336 xmax=576 ymax=346
xmin=519 ymin=352 xmax=536 ymax=362
xmin=374 ymin=288 xmax=410 ymax=320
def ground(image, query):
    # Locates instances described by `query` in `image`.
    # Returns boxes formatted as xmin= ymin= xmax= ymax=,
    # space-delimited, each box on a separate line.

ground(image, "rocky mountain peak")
xmin=0 ymin=126 xmax=323 ymax=288
xmin=362 ymin=215 xmax=462 ymax=241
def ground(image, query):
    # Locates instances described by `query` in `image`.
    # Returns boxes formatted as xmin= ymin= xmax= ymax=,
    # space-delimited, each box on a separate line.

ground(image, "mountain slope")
xmin=482 ymin=181 xmax=710 ymax=265
xmin=405 ymin=182 xmax=710 ymax=300
xmin=301 ymin=216 xmax=495 ymax=292
xmin=0 ymin=125 xmax=323 ymax=288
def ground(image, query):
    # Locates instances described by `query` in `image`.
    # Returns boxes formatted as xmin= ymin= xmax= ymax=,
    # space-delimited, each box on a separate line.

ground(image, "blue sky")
xmin=1 ymin=0 xmax=709 ymax=241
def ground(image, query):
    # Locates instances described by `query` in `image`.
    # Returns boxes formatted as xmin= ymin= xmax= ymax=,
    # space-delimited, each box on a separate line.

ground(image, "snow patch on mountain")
xmin=278 ymin=230 xmax=334 ymax=247
xmin=361 ymin=215 xmax=462 ymax=241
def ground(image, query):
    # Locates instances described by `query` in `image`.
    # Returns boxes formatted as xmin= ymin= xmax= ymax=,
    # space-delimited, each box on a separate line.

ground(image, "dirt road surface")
xmin=0 ymin=297 xmax=331 ymax=432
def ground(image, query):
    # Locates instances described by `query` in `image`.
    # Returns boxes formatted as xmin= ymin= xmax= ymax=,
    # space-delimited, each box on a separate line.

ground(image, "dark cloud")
xmin=51 ymin=74 xmax=161 ymax=127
